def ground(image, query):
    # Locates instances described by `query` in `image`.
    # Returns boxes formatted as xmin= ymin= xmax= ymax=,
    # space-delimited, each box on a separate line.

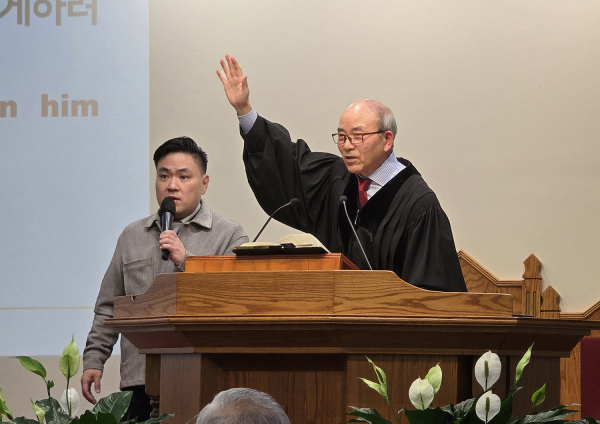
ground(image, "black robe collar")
xmin=337 ymin=157 xmax=419 ymax=268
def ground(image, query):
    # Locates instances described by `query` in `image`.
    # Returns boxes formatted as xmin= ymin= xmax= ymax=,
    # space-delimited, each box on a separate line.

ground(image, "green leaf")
xmin=454 ymin=398 xmax=476 ymax=414
xmin=14 ymin=417 xmax=39 ymax=424
xmin=343 ymin=407 xmax=393 ymax=424
xmin=521 ymin=407 xmax=578 ymax=423
xmin=404 ymin=407 xmax=451 ymax=424
xmin=359 ymin=378 xmax=386 ymax=399
xmin=514 ymin=344 xmax=533 ymax=388
xmin=439 ymin=405 xmax=452 ymax=412
xmin=13 ymin=357 xmax=47 ymax=380
xmin=92 ymin=392 xmax=132 ymax=422
xmin=425 ymin=363 xmax=442 ymax=394
xmin=94 ymin=412 xmax=117 ymax=424
xmin=531 ymin=383 xmax=546 ymax=408
xmin=36 ymin=398 xmax=71 ymax=424
xmin=136 ymin=414 xmax=175 ymax=424
xmin=365 ymin=357 xmax=388 ymax=393
xmin=31 ymin=400 xmax=45 ymax=423
xmin=0 ymin=385 xmax=15 ymax=421
xmin=78 ymin=411 xmax=116 ymax=424
xmin=59 ymin=337 xmax=80 ymax=381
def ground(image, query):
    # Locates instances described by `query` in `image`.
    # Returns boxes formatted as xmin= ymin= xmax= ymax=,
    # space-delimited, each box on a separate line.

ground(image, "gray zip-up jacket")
xmin=82 ymin=200 xmax=248 ymax=388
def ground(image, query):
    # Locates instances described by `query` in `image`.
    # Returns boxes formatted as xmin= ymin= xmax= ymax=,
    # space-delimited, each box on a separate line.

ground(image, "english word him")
xmin=42 ymin=94 xmax=98 ymax=117
xmin=1 ymin=101 xmax=17 ymax=118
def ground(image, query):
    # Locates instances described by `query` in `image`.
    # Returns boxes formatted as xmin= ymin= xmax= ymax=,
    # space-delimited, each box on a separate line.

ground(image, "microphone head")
xmin=290 ymin=198 xmax=300 ymax=206
xmin=159 ymin=197 xmax=176 ymax=216
xmin=340 ymin=195 xmax=348 ymax=203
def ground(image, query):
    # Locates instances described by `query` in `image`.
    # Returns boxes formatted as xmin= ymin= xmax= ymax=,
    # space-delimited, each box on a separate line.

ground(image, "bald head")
xmin=196 ymin=388 xmax=290 ymax=424
xmin=342 ymin=100 xmax=397 ymax=137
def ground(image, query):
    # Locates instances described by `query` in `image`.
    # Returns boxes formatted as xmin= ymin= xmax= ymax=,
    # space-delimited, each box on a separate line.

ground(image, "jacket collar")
xmin=145 ymin=199 xmax=212 ymax=230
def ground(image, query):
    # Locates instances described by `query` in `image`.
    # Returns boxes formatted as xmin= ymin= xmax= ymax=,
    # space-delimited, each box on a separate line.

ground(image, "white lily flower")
xmin=475 ymin=390 xmax=501 ymax=423
xmin=475 ymin=351 xmax=501 ymax=391
xmin=60 ymin=387 xmax=80 ymax=417
xmin=408 ymin=378 xmax=434 ymax=410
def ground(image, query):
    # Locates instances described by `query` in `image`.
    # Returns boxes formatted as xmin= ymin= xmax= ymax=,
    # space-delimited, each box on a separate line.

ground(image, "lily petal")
xmin=408 ymin=378 xmax=434 ymax=410
xmin=60 ymin=388 xmax=80 ymax=417
xmin=475 ymin=351 xmax=501 ymax=391
xmin=475 ymin=390 xmax=501 ymax=423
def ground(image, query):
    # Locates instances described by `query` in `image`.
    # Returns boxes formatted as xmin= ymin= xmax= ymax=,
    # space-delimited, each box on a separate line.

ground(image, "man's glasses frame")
xmin=332 ymin=131 xmax=384 ymax=146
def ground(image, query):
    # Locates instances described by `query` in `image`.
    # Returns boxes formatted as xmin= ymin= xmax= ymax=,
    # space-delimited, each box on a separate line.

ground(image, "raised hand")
xmin=217 ymin=54 xmax=253 ymax=116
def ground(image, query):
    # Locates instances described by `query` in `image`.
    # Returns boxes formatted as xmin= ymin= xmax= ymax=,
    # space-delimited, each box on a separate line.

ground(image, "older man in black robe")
xmin=217 ymin=55 xmax=466 ymax=292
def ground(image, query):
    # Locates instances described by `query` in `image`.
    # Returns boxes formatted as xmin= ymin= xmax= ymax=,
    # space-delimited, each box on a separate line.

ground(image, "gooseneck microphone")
xmin=159 ymin=197 xmax=176 ymax=261
xmin=252 ymin=198 xmax=300 ymax=242
xmin=340 ymin=195 xmax=373 ymax=270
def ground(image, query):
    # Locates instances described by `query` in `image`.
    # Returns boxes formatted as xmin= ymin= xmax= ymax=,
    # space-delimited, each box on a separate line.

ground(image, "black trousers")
xmin=121 ymin=385 xmax=152 ymax=422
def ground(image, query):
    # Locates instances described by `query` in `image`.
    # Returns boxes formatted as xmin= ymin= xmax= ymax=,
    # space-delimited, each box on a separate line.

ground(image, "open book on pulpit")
xmin=233 ymin=233 xmax=330 ymax=255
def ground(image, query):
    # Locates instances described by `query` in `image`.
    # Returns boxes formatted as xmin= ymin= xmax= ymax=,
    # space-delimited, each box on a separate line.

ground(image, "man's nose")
xmin=342 ymin=138 xmax=356 ymax=150
xmin=167 ymin=178 xmax=179 ymax=191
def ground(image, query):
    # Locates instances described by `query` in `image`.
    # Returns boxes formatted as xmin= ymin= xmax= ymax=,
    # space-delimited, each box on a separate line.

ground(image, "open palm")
xmin=217 ymin=54 xmax=252 ymax=115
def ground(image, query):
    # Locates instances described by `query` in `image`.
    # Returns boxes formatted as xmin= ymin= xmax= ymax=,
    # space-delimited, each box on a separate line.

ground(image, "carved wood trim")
xmin=521 ymin=254 xmax=542 ymax=317
xmin=540 ymin=286 xmax=560 ymax=319
xmin=561 ymin=300 xmax=600 ymax=321
xmin=458 ymin=250 xmax=541 ymax=316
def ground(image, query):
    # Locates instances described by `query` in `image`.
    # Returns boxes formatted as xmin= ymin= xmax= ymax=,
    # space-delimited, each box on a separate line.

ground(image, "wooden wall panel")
xmin=561 ymin=344 xmax=581 ymax=419
xmin=560 ymin=305 xmax=600 ymax=418
xmin=207 ymin=354 xmax=345 ymax=424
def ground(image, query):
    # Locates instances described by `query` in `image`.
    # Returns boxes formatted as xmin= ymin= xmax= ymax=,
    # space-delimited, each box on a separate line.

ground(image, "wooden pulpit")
xmin=106 ymin=254 xmax=593 ymax=424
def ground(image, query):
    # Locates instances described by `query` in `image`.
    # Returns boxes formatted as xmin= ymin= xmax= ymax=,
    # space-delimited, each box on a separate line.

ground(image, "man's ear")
xmin=383 ymin=131 xmax=395 ymax=152
xmin=201 ymin=174 xmax=210 ymax=195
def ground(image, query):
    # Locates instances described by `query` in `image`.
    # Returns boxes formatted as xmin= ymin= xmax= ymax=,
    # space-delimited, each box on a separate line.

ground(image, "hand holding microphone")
xmin=158 ymin=198 xmax=186 ymax=265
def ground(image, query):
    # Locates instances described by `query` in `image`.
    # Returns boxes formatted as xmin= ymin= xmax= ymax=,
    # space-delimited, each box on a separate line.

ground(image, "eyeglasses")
xmin=332 ymin=131 xmax=384 ymax=146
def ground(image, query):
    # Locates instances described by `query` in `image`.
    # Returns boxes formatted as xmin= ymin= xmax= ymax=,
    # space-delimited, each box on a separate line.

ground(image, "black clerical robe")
xmin=242 ymin=115 xmax=466 ymax=292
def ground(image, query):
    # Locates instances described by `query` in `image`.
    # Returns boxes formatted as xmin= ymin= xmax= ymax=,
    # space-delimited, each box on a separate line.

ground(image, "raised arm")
xmin=217 ymin=54 xmax=253 ymax=116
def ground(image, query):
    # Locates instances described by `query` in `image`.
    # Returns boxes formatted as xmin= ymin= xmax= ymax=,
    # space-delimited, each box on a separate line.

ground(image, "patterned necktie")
xmin=358 ymin=177 xmax=371 ymax=207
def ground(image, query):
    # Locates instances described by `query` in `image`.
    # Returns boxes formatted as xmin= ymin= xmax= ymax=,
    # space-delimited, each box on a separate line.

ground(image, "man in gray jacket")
xmin=81 ymin=137 xmax=248 ymax=420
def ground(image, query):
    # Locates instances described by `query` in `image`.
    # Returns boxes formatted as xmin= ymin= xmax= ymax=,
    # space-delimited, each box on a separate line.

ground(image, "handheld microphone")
xmin=159 ymin=197 xmax=176 ymax=261
xmin=340 ymin=195 xmax=372 ymax=270
xmin=252 ymin=198 xmax=300 ymax=242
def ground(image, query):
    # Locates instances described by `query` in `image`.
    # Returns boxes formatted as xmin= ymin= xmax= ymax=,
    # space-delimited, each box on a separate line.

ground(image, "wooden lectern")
xmin=106 ymin=254 xmax=592 ymax=424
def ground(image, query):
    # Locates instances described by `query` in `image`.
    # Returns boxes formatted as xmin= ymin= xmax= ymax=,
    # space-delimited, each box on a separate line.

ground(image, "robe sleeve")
xmin=398 ymin=203 xmax=467 ymax=292
xmin=242 ymin=115 xmax=344 ymax=244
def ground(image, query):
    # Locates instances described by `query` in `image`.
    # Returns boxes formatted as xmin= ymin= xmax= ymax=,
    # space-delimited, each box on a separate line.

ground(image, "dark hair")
xmin=153 ymin=136 xmax=208 ymax=174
